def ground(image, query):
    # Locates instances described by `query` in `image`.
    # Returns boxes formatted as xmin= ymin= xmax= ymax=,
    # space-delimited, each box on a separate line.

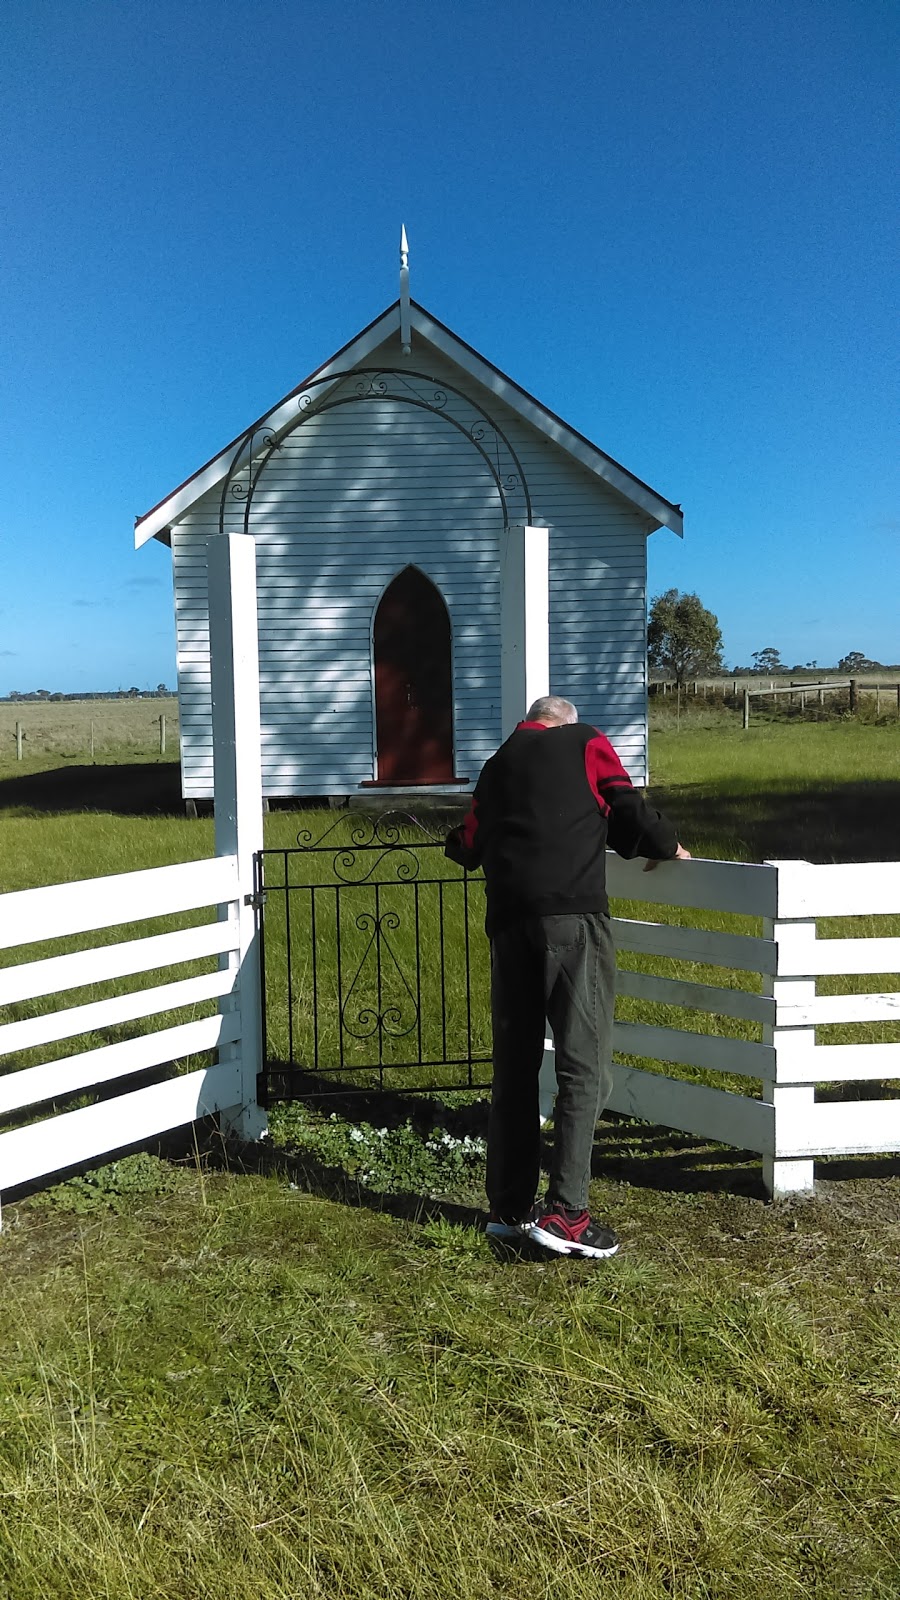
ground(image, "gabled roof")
xmin=135 ymin=299 xmax=683 ymax=547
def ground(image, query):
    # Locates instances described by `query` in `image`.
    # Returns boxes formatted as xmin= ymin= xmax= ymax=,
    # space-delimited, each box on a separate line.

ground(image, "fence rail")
xmin=2 ymin=845 xmax=899 ymax=1205
xmin=651 ymin=676 xmax=900 ymax=728
xmin=0 ymin=1064 xmax=241 ymax=1192
xmin=533 ymin=853 xmax=900 ymax=1194
xmin=0 ymin=854 xmax=247 ymax=1214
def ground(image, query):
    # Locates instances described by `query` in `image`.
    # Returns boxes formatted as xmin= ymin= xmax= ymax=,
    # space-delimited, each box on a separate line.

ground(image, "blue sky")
xmin=1 ymin=0 xmax=897 ymax=691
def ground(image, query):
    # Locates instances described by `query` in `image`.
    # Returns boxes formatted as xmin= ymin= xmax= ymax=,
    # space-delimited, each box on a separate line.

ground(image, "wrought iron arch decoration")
xmin=218 ymin=367 xmax=533 ymax=535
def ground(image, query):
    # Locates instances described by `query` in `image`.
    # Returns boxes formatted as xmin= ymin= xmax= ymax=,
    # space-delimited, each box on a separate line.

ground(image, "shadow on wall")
xmin=653 ymin=776 xmax=900 ymax=863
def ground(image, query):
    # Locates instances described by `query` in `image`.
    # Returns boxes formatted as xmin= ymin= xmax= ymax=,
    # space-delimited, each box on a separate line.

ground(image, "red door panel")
xmin=374 ymin=568 xmax=454 ymax=782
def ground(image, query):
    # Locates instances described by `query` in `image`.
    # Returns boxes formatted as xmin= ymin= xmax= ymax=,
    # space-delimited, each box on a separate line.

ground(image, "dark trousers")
xmin=487 ymin=912 xmax=617 ymax=1217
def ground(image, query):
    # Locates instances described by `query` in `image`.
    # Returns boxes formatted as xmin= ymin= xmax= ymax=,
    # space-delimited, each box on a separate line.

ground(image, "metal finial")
xmin=399 ymin=224 xmax=411 ymax=355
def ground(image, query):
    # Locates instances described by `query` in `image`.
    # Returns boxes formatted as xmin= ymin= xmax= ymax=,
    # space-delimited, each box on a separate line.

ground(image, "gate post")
xmin=500 ymin=525 xmax=550 ymax=738
xmin=501 ymin=524 xmax=557 ymax=1107
xmin=208 ymin=533 xmax=267 ymax=1142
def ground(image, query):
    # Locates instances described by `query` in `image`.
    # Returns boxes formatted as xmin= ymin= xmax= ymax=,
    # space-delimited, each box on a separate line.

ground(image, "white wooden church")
xmin=135 ymin=238 xmax=682 ymax=800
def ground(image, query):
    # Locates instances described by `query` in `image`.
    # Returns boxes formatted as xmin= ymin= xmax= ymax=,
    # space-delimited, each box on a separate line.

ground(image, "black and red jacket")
xmin=445 ymin=721 xmax=678 ymax=934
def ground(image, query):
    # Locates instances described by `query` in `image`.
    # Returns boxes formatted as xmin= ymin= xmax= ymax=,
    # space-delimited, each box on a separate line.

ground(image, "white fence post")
xmin=499 ymin=524 xmax=554 ymax=1106
xmin=762 ymin=862 xmax=816 ymax=1197
xmin=208 ymin=534 xmax=267 ymax=1142
xmin=500 ymin=524 xmax=550 ymax=739
xmin=500 ymin=524 xmax=554 ymax=1102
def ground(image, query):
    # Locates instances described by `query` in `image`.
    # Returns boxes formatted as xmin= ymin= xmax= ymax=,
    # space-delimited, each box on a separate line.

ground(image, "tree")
xmin=839 ymin=651 xmax=882 ymax=673
xmin=751 ymin=647 xmax=784 ymax=675
xmin=647 ymin=590 xmax=724 ymax=686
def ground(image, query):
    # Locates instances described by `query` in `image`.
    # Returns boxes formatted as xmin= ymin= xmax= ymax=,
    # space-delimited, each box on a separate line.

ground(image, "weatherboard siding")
xmin=356 ymin=339 xmax=652 ymax=778
xmin=171 ymin=336 xmax=652 ymax=797
xmin=173 ymin=399 xmax=505 ymax=796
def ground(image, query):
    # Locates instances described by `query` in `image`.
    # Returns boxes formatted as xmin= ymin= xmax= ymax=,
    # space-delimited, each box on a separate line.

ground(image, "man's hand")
xmin=643 ymin=843 xmax=691 ymax=872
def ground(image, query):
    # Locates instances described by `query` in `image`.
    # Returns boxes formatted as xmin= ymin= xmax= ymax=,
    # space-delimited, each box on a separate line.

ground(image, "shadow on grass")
xmin=245 ymin=1075 xmax=776 ymax=1201
xmin=0 ymin=763 xmax=185 ymax=816
xmin=655 ymin=775 xmax=900 ymax=862
xmin=2 ymin=764 xmax=898 ymax=862
xmin=209 ymin=1111 xmax=900 ymax=1214
xmin=8 ymin=1098 xmax=900 ymax=1234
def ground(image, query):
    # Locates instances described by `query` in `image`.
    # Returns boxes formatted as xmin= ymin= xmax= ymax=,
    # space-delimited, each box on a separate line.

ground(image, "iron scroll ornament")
xmin=293 ymin=810 xmax=448 ymax=887
xmin=288 ymin=812 xmax=464 ymax=1054
xmin=217 ymin=424 xmax=280 ymax=537
xmin=339 ymin=909 xmax=419 ymax=1043
xmin=218 ymin=367 xmax=533 ymax=535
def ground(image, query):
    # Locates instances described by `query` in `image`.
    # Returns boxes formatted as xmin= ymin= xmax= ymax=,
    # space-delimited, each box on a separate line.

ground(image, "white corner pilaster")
xmin=500 ymin=524 xmax=550 ymax=738
xmin=208 ymin=533 xmax=267 ymax=1142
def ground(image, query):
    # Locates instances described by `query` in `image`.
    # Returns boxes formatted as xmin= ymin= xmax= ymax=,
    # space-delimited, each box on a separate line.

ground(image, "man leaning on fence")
xmin=446 ymin=696 xmax=689 ymax=1259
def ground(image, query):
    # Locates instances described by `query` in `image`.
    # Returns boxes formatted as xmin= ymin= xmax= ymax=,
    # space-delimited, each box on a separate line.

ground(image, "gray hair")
xmin=525 ymin=695 xmax=578 ymax=725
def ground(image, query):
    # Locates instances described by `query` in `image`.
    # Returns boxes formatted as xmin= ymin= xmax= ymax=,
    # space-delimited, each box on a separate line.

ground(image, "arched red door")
xmin=373 ymin=567 xmax=454 ymax=783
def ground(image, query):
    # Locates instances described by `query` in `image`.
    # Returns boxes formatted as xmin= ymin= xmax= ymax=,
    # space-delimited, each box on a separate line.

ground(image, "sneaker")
xmin=526 ymin=1203 xmax=619 ymax=1259
xmin=485 ymin=1210 xmax=531 ymax=1241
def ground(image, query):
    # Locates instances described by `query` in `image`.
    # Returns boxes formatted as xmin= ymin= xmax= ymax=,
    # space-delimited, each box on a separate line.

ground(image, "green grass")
xmin=650 ymin=714 xmax=900 ymax=788
xmin=0 ymin=696 xmax=179 ymax=771
xmin=2 ymin=1152 xmax=900 ymax=1599
xmin=648 ymin=719 xmax=900 ymax=863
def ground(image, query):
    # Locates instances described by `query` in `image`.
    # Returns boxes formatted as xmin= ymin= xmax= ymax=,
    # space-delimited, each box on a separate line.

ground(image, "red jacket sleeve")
xmin=584 ymin=732 xmax=678 ymax=860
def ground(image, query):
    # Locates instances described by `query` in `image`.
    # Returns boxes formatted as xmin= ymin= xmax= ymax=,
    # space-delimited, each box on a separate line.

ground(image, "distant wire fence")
xmin=0 ymin=701 xmax=179 ymax=763
xmin=650 ymin=677 xmax=900 ymax=728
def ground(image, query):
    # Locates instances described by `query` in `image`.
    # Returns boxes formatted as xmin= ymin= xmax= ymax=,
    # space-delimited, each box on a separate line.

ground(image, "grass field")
xmin=649 ymin=717 xmax=900 ymax=863
xmin=3 ymin=1154 xmax=900 ymax=1599
xmin=0 ymin=697 xmax=179 ymax=769
xmin=1 ymin=720 xmax=900 ymax=1596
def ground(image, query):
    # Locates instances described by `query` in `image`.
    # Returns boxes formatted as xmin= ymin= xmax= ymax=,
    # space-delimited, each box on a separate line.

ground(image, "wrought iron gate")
xmin=256 ymin=813 xmax=492 ymax=1103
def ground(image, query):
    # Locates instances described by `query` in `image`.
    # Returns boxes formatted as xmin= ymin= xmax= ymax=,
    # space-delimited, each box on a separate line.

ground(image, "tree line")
xmin=648 ymin=590 xmax=898 ymax=687
xmin=3 ymin=685 xmax=171 ymax=702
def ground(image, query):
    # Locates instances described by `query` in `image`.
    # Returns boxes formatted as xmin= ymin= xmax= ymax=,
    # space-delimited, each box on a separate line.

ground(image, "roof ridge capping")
xmin=407 ymin=300 xmax=682 ymax=535
xmin=134 ymin=298 xmax=683 ymax=547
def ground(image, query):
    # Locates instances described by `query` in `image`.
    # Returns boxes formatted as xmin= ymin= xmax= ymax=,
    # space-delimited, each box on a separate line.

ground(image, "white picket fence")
xmin=0 ymin=856 xmax=253 ymax=1215
xmin=539 ymin=853 xmax=900 ymax=1195
xmin=603 ymin=852 xmax=778 ymax=1183
xmin=2 ymin=846 xmax=899 ymax=1211
xmin=0 ymin=533 xmax=265 ymax=1226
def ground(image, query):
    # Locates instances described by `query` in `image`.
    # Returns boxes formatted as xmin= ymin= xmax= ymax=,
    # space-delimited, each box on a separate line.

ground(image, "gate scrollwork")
xmin=340 ymin=910 xmax=418 ymax=1042
xmin=255 ymin=811 xmax=490 ymax=1099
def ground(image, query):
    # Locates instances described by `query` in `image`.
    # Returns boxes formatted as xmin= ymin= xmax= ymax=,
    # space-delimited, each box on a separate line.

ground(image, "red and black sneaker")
xmin=527 ymin=1202 xmax=619 ymax=1259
